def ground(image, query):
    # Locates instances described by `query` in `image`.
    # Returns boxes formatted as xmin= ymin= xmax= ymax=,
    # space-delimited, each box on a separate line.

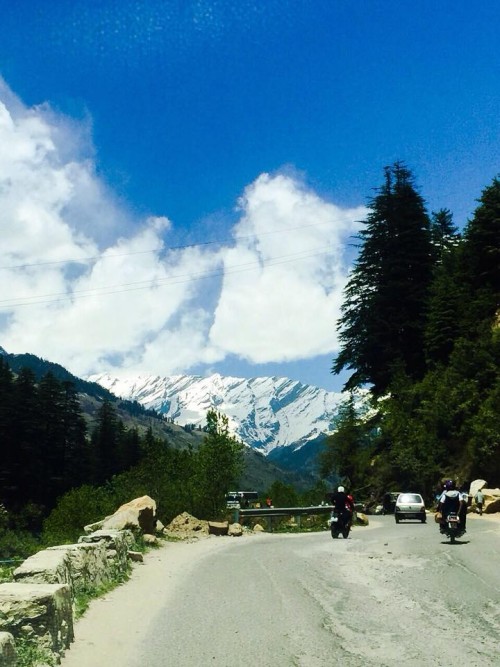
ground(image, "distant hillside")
xmin=2 ymin=351 xmax=159 ymax=418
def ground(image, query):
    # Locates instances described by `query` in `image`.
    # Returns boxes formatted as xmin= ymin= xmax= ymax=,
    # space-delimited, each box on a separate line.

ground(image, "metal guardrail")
xmin=238 ymin=505 xmax=334 ymax=517
xmin=232 ymin=505 xmax=335 ymax=528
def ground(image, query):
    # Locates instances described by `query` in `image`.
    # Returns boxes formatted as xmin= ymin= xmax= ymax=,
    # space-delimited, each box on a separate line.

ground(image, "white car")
xmin=394 ymin=493 xmax=426 ymax=523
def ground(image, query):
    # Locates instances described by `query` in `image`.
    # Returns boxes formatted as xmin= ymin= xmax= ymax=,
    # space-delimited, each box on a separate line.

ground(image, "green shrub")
xmin=42 ymin=484 xmax=115 ymax=546
xmin=0 ymin=529 xmax=40 ymax=560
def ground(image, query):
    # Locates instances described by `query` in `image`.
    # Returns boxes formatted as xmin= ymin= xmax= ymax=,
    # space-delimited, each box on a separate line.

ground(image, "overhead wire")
xmin=0 ymin=219 xmax=336 ymax=271
xmin=0 ymin=245 xmax=334 ymax=310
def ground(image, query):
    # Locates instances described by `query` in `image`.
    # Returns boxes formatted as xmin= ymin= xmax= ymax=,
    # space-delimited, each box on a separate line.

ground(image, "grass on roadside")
xmin=14 ymin=637 xmax=56 ymax=667
xmin=73 ymin=534 xmax=164 ymax=619
xmin=73 ymin=566 xmax=131 ymax=619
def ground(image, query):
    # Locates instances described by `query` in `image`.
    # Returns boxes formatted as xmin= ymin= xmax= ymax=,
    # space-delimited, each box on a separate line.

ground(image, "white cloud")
xmin=209 ymin=173 xmax=365 ymax=362
xmin=0 ymin=81 xmax=365 ymax=380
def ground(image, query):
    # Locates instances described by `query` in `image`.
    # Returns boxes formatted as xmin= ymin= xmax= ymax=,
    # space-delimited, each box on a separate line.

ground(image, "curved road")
xmin=61 ymin=514 xmax=500 ymax=667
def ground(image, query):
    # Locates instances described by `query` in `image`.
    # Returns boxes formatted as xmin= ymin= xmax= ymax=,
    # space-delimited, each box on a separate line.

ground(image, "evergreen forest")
xmin=323 ymin=163 xmax=500 ymax=500
xmin=0 ymin=362 xmax=244 ymax=554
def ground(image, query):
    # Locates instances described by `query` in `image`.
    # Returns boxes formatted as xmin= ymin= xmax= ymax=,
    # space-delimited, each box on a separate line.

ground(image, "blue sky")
xmin=0 ymin=1 xmax=498 ymax=391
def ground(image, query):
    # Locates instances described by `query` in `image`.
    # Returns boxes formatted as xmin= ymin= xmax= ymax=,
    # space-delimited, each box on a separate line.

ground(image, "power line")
xmin=0 ymin=219 xmax=336 ymax=271
xmin=0 ymin=246 xmax=334 ymax=310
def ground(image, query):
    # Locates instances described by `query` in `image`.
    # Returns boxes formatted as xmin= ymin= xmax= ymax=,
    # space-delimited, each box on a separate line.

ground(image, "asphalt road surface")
xmin=61 ymin=514 xmax=500 ymax=667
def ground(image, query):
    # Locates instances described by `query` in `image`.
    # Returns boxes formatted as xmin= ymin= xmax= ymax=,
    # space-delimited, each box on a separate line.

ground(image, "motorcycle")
xmin=328 ymin=509 xmax=352 ymax=539
xmin=441 ymin=512 xmax=465 ymax=543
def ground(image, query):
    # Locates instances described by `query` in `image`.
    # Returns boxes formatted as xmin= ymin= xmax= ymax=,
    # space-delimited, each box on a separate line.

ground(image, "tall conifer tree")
xmin=11 ymin=368 xmax=41 ymax=507
xmin=61 ymin=380 xmax=89 ymax=489
xmin=461 ymin=176 xmax=500 ymax=323
xmin=333 ymin=163 xmax=434 ymax=394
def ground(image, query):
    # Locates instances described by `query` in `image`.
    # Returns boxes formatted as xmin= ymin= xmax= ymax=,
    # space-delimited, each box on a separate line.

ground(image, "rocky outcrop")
xmin=47 ymin=542 xmax=112 ymax=592
xmin=484 ymin=495 xmax=500 ymax=513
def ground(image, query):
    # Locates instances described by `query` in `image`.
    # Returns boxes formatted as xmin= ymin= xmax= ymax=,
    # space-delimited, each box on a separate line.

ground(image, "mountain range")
xmin=87 ymin=372 xmax=345 ymax=471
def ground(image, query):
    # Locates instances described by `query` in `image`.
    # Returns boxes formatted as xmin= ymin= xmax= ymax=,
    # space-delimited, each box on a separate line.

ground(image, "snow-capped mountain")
xmin=86 ymin=372 xmax=344 ymax=455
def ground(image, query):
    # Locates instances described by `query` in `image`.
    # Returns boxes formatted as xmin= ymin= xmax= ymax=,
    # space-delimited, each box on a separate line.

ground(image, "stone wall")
xmin=0 ymin=529 xmax=135 ymax=666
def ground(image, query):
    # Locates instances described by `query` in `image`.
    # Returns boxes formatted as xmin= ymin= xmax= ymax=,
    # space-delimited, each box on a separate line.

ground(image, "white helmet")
xmin=338 ymin=485 xmax=345 ymax=493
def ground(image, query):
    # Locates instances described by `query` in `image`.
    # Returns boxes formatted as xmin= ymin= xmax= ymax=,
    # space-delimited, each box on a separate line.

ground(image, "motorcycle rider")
xmin=329 ymin=485 xmax=354 ymax=528
xmin=437 ymin=480 xmax=465 ymax=534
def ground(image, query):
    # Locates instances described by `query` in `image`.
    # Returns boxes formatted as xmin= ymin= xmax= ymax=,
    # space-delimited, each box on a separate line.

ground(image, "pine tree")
xmin=430 ymin=208 xmax=460 ymax=262
xmin=461 ymin=176 xmax=500 ymax=324
xmin=61 ymin=380 xmax=89 ymax=489
xmin=10 ymin=368 xmax=41 ymax=508
xmin=333 ymin=163 xmax=434 ymax=394
xmin=91 ymin=400 xmax=120 ymax=485
xmin=424 ymin=248 xmax=466 ymax=365
xmin=37 ymin=372 xmax=66 ymax=507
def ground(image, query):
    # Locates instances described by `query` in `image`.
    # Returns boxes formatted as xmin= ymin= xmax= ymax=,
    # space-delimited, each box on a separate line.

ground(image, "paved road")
xmin=61 ymin=514 xmax=500 ymax=667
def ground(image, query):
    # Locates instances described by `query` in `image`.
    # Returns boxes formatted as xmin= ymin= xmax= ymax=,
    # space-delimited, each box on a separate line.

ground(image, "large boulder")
xmin=101 ymin=496 xmax=157 ymax=534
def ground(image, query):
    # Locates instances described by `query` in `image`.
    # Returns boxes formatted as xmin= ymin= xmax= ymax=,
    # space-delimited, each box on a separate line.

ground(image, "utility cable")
xmin=0 ymin=219 xmax=337 ymax=271
xmin=0 ymin=245 xmax=335 ymax=310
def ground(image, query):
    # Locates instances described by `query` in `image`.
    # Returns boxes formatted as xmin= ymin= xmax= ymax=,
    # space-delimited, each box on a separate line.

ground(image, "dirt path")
xmin=60 ymin=535 xmax=238 ymax=666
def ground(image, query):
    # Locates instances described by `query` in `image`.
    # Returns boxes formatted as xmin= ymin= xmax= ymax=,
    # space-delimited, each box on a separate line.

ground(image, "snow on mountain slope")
xmin=86 ymin=373 xmax=344 ymax=454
